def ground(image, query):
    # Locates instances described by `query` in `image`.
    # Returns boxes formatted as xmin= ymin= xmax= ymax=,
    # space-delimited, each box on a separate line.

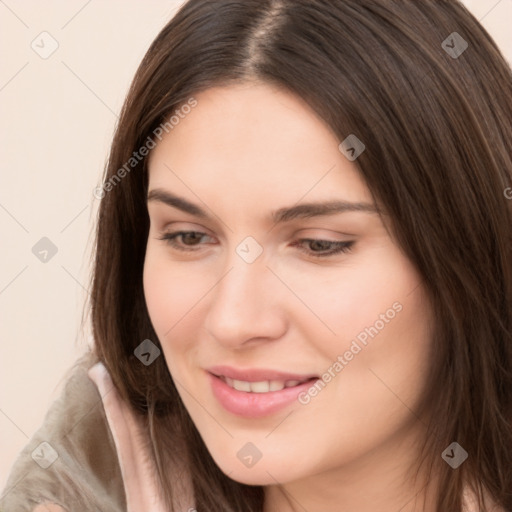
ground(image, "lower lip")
xmin=208 ymin=373 xmax=318 ymax=418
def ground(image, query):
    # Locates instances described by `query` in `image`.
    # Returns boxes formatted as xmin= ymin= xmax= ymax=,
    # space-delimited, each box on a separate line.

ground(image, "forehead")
xmin=147 ymin=82 xmax=374 ymax=215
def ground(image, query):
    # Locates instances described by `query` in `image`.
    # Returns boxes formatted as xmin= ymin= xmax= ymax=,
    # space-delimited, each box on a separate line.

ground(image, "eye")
xmin=158 ymin=230 xmax=354 ymax=258
xmin=291 ymin=238 xmax=354 ymax=258
xmin=157 ymin=230 xmax=214 ymax=251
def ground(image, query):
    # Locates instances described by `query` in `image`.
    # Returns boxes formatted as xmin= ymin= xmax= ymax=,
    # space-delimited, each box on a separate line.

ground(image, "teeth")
xmin=248 ymin=381 xmax=272 ymax=393
xmin=223 ymin=377 xmax=308 ymax=393
xmin=232 ymin=379 xmax=251 ymax=392
xmin=269 ymin=380 xmax=285 ymax=391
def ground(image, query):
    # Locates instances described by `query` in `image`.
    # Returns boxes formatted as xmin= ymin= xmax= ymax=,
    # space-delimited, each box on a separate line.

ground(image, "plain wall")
xmin=1 ymin=0 xmax=511 ymax=491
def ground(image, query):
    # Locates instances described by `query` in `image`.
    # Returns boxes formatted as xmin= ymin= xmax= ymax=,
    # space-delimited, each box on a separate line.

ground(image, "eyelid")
xmin=155 ymin=224 xmax=353 ymax=243
xmin=157 ymin=228 xmax=355 ymax=259
xmin=295 ymin=228 xmax=356 ymax=239
xmin=154 ymin=218 xmax=354 ymax=238
xmin=154 ymin=219 xmax=216 ymax=235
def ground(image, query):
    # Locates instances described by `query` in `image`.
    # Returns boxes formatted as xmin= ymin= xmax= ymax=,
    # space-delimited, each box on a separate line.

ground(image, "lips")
xmin=206 ymin=365 xmax=320 ymax=418
xmin=207 ymin=365 xmax=319 ymax=383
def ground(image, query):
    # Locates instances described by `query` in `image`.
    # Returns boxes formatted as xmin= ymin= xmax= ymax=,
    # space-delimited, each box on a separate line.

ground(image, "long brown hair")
xmin=87 ymin=0 xmax=512 ymax=510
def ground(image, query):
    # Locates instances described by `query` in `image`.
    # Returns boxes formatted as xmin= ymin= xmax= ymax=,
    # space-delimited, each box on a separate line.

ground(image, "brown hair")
xmin=87 ymin=0 xmax=512 ymax=510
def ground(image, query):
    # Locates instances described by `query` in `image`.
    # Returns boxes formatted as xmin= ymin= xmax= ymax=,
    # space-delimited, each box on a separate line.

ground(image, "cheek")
xmin=303 ymin=245 xmax=433 ymax=400
xmin=279 ymin=243 xmax=424 ymax=352
xmin=143 ymin=252 xmax=172 ymax=334
xmin=320 ymin=254 xmax=433 ymax=416
xmin=142 ymin=248 xmax=205 ymax=348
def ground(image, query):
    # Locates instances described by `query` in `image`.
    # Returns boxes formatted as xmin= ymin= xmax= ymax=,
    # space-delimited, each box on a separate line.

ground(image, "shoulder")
xmin=0 ymin=352 xmax=126 ymax=512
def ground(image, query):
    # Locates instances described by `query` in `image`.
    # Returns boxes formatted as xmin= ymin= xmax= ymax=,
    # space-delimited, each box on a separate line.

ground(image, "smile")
xmin=208 ymin=371 xmax=319 ymax=418
xmin=219 ymin=376 xmax=311 ymax=393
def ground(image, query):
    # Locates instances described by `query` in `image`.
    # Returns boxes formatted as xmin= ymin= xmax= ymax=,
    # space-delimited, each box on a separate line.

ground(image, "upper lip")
xmin=207 ymin=365 xmax=319 ymax=383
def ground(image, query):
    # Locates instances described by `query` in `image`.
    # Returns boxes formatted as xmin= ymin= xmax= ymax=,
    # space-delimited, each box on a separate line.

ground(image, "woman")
xmin=2 ymin=0 xmax=512 ymax=511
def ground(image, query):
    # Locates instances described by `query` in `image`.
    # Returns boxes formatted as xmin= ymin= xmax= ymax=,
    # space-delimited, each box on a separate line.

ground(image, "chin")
xmin=209 ymin=449 xmax=298 ymax=486
xmin=222 ymin=465 xmax=286 ymax=486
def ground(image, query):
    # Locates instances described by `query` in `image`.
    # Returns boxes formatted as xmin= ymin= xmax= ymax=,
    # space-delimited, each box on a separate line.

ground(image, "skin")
xmin=143 ymin=81 xmax=438 ymax=512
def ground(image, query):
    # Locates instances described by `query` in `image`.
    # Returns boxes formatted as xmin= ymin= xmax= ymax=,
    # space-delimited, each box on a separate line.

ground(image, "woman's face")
xmin=143 ymin=82 xmax=433 ymax=487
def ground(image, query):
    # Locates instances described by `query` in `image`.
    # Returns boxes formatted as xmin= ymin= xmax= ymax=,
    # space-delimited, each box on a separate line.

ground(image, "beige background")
xmin=1 ymin=0 xmax=511 ymax=490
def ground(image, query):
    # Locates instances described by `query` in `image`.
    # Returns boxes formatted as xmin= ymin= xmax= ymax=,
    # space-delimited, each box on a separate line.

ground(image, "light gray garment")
xmin=0 ymin=352 xmax=126 ymax=512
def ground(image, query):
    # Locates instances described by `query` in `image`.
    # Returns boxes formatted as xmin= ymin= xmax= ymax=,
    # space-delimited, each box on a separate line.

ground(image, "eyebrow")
xmin=147 ymin=188 xmax=380 ymax=224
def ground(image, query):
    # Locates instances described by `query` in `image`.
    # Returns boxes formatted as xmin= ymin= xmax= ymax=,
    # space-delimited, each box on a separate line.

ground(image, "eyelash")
xmin=157 ymin=230 xmax=354 ymax=258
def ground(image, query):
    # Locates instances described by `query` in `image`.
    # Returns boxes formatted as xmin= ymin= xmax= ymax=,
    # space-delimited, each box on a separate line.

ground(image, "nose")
xmin=203 ymin=252 xmax=288 ymax=349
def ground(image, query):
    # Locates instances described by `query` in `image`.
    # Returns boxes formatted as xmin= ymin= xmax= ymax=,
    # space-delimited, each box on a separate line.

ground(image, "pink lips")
xmin=207 ymin=365 xmax=318 ymax=383
xmin=207 ymin=365 xmax=319 ymax=418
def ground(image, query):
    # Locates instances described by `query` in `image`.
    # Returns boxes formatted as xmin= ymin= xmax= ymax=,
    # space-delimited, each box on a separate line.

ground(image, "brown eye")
xmin=180 ymin=232 xmax=204 ymax=245
xmin=158 ymin=231 xmax=214 ymax=251
xmin=292 ymin=239 xmax=354 ymax=258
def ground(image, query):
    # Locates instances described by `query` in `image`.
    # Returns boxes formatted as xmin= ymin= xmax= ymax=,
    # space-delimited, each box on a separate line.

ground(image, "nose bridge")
xmin=212 ymin=249 xmax=268 ymax=319
xmin=204 ymin=243 xmax=285 ymax=346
